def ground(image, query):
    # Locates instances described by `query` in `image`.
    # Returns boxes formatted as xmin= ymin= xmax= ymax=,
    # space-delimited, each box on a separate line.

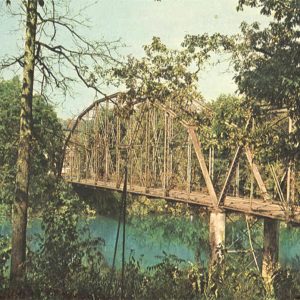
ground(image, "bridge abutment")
xmin=262 ymin=218 xmax=279 ymax=295
xmin=209 ymin=210 xmax=226 ymax=265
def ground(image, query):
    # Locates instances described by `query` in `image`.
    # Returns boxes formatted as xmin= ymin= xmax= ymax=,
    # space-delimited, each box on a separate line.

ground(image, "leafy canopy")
xmin=0 ymin=77 xmax=64 ymax=208
xmin=113 ymin=37 xmax=223 ymax=122
xmin=183 ymin=0 xmax=300 ymax=159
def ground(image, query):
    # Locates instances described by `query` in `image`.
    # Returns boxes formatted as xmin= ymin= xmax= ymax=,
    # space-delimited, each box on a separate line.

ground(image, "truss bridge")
xmin=62 ymin=93 xmax=300 ymax=225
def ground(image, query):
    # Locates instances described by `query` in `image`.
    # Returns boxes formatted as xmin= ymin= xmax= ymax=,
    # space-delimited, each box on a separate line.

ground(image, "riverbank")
xmin=1 ymin=187 xmax=300 ymax=299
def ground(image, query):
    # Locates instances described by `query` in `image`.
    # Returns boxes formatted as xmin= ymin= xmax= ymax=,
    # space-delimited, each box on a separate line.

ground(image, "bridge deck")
xmin=69 ymin=179 xmax=300 ymax=224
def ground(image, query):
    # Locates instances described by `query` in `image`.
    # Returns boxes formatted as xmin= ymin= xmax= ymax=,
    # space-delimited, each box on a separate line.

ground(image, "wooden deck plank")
xmin=68 ymin=178 xmax=300 ymax=224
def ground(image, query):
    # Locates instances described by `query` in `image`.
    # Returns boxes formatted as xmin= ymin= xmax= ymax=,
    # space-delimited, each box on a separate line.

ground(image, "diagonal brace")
xmin=218 ymin=117 xmax=252 ymax=206
xmin=218 ymin=145 xmax=243 ymax=206
xmin=187 ymin=127 xmax=218 ymax=207
xmin=245 ymin=146 xmax=271 ymax=202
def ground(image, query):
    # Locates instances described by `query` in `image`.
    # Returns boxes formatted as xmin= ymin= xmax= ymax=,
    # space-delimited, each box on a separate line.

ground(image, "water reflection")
xmin=88 ymin=214 xmax=209 ymax=269
xmin=1 ymin=213 xmax=300 ymax=269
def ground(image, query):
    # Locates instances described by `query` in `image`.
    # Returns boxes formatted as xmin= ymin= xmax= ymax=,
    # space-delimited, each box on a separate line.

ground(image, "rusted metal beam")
xmin=129 ymin=117 xmax=133 ymax=189
xmin=59 ymin=92 xmax=121 ymax=176
xmin=187 ymin=135 xmax=192 ymax=194
xmin=168 ymin=114 xmax=173 ymax=193
xmin=287 ymin=117 xmax=295 ymax=207
xmin=70 ymin=147 xmax=73 ymax=181
xmin=218 ymin=145 xmax=243 ymax=206
xmin=163 ymin=112 xmax=168 ymax=195
xmin=208 ymin=147 xmax=215 ymax=180
xmin=153 ymin=102 xmax=195 ymax=128
xmin=104 ymin=98 xmax=109 ymax=181
xmin=116 ymin=116 xmax=121 ymax=188
xmin=235 ymin=162 xmax=240 ymax=197
xmin=145 ymin=109 xmax=150 ymax=192
xmin=245 ymin=146 xmax=271 ymax=202
xmin=187 ymin=127 xmax=218 ymax=207
xmin=94 ymin=104 xmax=100 ymax=183
xmin=218 ymin=117 xmax=252 ymax=206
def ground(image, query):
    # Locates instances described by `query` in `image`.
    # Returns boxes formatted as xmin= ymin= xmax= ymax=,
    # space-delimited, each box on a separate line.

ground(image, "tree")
xmin=113 ymin=36 xmax=217 ymax=121
xmin=198 ymin=95 xmax=250 ymax=194
xmin=0 ymin=77 xmax=20 ymax=206
xmin=0 ymin=77 xmax=64 ymax=209
xmin=231 ymin=0 xmax=300 ymax=156
xmin=10 ymin=0 xmax=38 ymax=285
xmin=0 ymin=76 xmax=65 ymax=289
xmin=182 ymin=3 xmax=299 ymax=293
xmin=183 ymin=0 xmax=299 ymax=153
xmin=1 ymin=0 xmax=119 ymax=285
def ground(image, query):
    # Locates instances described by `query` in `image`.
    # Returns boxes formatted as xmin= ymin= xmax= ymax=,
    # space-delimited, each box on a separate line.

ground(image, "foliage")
xmin=3 ymin=244 xmax=300 ymax=299
xmin=233 ymin=0 xmax=300 ymax=158
xmin=194 ymin=95 xmax=252 ymax=195
xmin=0 ymin=77 xmax=22 ymax=205
xmin=102 ymin=253 xmax=267 ymax=300
xmin=194 ymin=93 xmax=295 ymax=198
xmin=182 ymin=0 xmax=299 ymax=162
xmin=0 ymin=77 xmax=64 ymax=210
xmin=2 ymin=186 xmax=300 ymax=298
xmin=273 ymin=267 xmax=300 ymax=300
xmin=229 ymin=0 xmax=300 ymax=200
xmin=183 ymin=0 xmax=299 ymax=129
xmin=0 ymin=235 xmax=10 ymax=290
xmin=26 ymin=181 xmax=105 ymax=299
xmin=128 ymin=196 xmax=168 ymax=216
xmin=112 ymin=36 xmax=216 ymax=123
xmin=2 ymin=0 xmax=120 ymax=283
xmin=207 ymin=258 xmax=265 ymax=300
xmin=76 ymin=188 xmax=123 ymax=218
xmin=207 ymin=95 xmax=250 ymax=150
xmin=235 ymin=0 xmax=299 ymax=108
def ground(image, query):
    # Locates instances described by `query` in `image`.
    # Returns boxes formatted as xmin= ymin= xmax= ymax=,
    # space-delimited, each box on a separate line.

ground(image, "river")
xmin=1 ymin=211 xmax=300 ymax=270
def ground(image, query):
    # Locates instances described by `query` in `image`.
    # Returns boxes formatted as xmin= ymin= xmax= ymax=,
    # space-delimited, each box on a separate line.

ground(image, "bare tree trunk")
xmin=10 ymin=0 xmax=38 ymax=286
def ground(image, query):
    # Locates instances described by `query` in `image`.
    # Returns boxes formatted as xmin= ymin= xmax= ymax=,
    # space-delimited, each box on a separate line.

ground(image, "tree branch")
xmin=253 ymin=46 xmax=273 ymax=57
xmin=0 ymin=55 xmax=24 ymax=70
xmin=36 ymin=41 xmax=107 ymax=97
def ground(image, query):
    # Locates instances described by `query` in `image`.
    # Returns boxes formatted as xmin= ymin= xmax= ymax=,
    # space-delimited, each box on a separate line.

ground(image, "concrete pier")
xmin=209 ymin=210 xmax=226 ymax=265
xmin=262 ymin=218 xmax=279 ymax=295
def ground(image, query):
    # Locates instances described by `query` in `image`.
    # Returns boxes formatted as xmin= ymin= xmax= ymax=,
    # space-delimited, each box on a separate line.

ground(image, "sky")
xmin=0 ymin=0 xmax=268 ymax=118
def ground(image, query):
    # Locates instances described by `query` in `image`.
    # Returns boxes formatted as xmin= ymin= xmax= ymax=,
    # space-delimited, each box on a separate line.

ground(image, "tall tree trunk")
xmin=10 ymin=0 xmax=38 ymax=286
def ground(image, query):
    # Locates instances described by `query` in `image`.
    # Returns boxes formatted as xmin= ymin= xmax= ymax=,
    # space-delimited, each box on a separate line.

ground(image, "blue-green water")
xmin=88 ymin=215 xmax=207 ymax=267
xmin=1 ymin=213 xmax=300 ymax=269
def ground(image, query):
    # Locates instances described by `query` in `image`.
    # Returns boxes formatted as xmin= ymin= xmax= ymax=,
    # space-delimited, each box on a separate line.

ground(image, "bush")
xmin=0 ymin=235 xmax=10 ymax=290
xmin=26 ymin=182 xmax=105 ymax=299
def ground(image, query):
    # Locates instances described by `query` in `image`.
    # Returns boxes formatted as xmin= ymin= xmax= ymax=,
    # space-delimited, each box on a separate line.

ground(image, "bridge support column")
xmin=262 ymin=218 xmax=279 ymax=296
xmin=209 ymin=210 xmax=226 ymax=265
